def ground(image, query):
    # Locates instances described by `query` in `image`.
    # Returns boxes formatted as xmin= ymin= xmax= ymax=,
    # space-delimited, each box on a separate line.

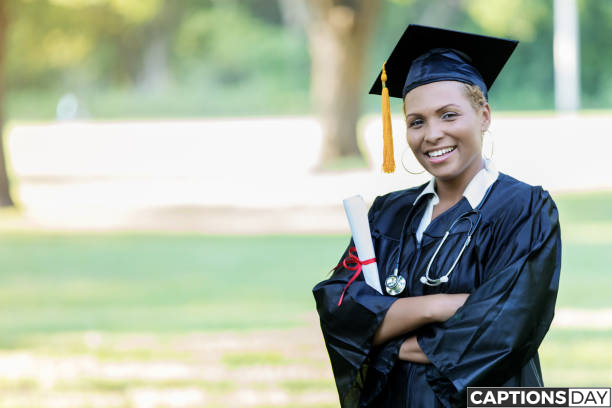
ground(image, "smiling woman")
xmin=403 ymin=81 xmax=490 ymax=210
xmin=313 ymin=25 xmax=562 ymax=408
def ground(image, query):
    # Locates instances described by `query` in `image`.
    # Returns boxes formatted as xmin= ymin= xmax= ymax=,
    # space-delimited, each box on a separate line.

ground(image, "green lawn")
xmin=0 ymin=191 xmax=610 ymax=406
xmin=540 ymin=329 xmax=612 ymax=386
xmin=0 ymin=191 xmax=611 ymax=336
xmin=553 ymin=191 xmax=612 ymax=309
xmin=0 ymin=233 xmax=346 ymax=337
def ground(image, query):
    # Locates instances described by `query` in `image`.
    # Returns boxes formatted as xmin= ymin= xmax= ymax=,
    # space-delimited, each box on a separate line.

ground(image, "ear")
xmin=480 ymin=102 xmax=491 ymax=132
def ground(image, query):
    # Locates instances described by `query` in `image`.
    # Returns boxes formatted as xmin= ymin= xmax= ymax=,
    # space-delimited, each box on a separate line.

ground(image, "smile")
xmin=426 ymin=146 xmax=456 ymax=158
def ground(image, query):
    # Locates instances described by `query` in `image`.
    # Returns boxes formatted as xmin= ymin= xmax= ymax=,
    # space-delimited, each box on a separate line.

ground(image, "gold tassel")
xmin=381 ymin=63 xmax=395 ymax=173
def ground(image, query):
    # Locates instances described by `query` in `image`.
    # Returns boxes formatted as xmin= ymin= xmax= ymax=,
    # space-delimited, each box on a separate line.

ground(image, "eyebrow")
xmin=405 ymin=103 xmax=460 ymax=117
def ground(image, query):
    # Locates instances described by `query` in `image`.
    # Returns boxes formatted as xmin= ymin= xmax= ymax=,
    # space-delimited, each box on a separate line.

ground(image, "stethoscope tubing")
xmin=387 ymin=181 xmax=494 ymax=292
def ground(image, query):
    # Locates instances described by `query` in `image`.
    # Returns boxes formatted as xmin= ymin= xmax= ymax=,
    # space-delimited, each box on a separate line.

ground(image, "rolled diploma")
xmin=342 ymin=195 xmax=383 ymax=294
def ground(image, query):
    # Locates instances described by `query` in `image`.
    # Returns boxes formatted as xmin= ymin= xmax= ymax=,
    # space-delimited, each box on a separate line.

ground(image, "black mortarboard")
xmin=370 ymin=24 xmax=518 ymax=99
xmin=372 ymin=24 xmax=518 ymax=173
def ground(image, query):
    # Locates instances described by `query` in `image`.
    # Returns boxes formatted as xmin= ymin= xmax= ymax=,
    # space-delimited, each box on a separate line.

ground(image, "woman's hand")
xmin=399 ymin=335 xmax=430 ymax=363
xmin=372 ymin=293 xmax=469 ymax=346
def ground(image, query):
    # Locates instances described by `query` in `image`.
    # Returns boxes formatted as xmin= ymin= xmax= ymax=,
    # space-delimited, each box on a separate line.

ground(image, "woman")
xmin=313 ymin=25 xmax=561 ymax=408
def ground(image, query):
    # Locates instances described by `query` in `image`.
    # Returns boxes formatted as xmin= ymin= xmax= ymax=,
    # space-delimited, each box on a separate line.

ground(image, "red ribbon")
xmin=332 ymin=246 xmax=376 ymax=306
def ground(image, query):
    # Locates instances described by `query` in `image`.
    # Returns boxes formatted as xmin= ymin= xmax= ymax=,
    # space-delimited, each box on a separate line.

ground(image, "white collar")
xmin=413 ymin=158 xmax=499 ymax=209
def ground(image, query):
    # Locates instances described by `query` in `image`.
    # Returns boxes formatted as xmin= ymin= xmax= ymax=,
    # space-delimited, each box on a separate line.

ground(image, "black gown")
xmin=312 ymin=172 xmax=561 ymax=408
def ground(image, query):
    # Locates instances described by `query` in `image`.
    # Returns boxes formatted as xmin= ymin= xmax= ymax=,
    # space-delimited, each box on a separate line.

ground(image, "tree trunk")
xmin=304 ymin=0 xmax=382 ymax=164
xmin=0 ymin=0 xmax=14 ymax=207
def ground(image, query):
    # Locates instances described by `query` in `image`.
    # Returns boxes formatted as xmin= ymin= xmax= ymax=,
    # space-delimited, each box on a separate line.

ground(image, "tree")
xmin=0 ymin=0 xmax=13 ymax=206
xmin=289 ymin=0 xmax=383 ymax=164
xmin=0 ymin=0 xmax=175 ymax=208
xmin=282 ymin=0 xmax=460 ymax=166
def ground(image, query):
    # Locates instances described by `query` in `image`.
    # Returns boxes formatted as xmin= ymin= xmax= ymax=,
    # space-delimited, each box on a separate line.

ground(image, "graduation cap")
xmin=370 ymin=24 xmax=518 ymax=173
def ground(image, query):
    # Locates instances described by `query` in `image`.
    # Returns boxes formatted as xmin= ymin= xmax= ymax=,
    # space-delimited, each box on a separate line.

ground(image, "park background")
xmin=0 ymin=0 xmax=611 ymax=407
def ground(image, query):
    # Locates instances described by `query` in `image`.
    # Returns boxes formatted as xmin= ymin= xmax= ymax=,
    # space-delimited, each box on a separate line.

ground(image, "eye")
xmin=409 ymin=118 xmax=424 ymax=128
xmin=441 ymin=112 xmax=458 ymax=120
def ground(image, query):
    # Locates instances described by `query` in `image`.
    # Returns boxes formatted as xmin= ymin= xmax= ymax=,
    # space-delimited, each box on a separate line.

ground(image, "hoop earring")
xmin=482 ymin=129 xmax=494 ymax=160
xmin=401 ymin=146 xmax=425 ymax=175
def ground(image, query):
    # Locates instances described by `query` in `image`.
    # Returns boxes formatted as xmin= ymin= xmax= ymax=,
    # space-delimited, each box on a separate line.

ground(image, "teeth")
xmin=428 ymin=147 xmax=455 ymax=157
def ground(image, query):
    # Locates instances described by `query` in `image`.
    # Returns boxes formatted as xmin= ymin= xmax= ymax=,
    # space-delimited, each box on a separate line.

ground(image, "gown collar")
xmin=412 ymin=158 xmax=499 ymax=210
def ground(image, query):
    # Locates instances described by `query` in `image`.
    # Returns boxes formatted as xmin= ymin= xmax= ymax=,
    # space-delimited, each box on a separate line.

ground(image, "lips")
xmin=425 ymin=146 xmax=456 ymax=163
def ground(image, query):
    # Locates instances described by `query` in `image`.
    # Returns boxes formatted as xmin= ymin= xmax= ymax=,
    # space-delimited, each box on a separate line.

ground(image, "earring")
xmin=482 ymin=129 xmax=494 ymax=160
xmin=401 ymin=146 xmax=425 ymax=175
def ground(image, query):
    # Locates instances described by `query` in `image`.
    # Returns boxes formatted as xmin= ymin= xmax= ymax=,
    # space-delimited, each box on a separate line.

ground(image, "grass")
xmin=222 ymin=351 xmax=287 ymax=367
xmin=0 ymin=191 xmax=611 ymax=337
xmin=0 ymin=233 xmax=346 ymax=337
xmin=553 ymin=190 xmax=612 ymax=309
xmin=0 ymin=191 xmax=610 ymax=407
xmin=52 ymin=378 xmax=237 ymax=393
xmin=540 ymin=329 xmax=612 ymax=386
xmin=279 ymin=379 xmax=336 ymax=393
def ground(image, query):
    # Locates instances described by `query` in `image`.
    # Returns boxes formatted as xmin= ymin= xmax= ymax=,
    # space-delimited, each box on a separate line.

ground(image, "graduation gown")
xmin=312 ymin=172 xmax=561 ymax=408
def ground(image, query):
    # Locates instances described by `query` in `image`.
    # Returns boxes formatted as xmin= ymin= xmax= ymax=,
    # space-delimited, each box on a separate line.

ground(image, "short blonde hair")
xmin=462 ymin=83 xmax=486 ymax=110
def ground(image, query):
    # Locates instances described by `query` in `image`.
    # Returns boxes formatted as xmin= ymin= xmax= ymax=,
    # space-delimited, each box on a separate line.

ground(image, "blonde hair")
xmin=462 ymin=83 xmax=486 ymax=110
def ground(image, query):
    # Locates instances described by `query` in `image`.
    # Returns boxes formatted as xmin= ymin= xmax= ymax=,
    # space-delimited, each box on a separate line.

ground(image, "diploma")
xmin=342 ymin=195 xmax=383 ymax=294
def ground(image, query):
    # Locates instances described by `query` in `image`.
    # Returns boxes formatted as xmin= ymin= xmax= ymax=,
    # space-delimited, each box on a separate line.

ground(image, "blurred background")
xmin=0 ymin=0 xmax=611 ymax=407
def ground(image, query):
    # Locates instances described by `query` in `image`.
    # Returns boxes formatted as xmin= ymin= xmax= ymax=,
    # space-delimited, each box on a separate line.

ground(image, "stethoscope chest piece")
xmin=385 ymin=269 xmax=406 ymax=296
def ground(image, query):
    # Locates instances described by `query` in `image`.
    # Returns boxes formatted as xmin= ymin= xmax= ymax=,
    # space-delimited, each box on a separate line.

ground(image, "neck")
xmin=434 ymin=157 xmax=485 ymax=204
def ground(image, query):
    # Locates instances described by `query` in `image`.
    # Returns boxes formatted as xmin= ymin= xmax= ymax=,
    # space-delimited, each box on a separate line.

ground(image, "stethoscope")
xmin=384 ymin=182 xmax=494 ymax=295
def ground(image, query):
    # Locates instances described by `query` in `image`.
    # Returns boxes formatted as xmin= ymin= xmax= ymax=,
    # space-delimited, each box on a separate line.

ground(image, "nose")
xmin=423 ymin=121 xmax=444 ymax=144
